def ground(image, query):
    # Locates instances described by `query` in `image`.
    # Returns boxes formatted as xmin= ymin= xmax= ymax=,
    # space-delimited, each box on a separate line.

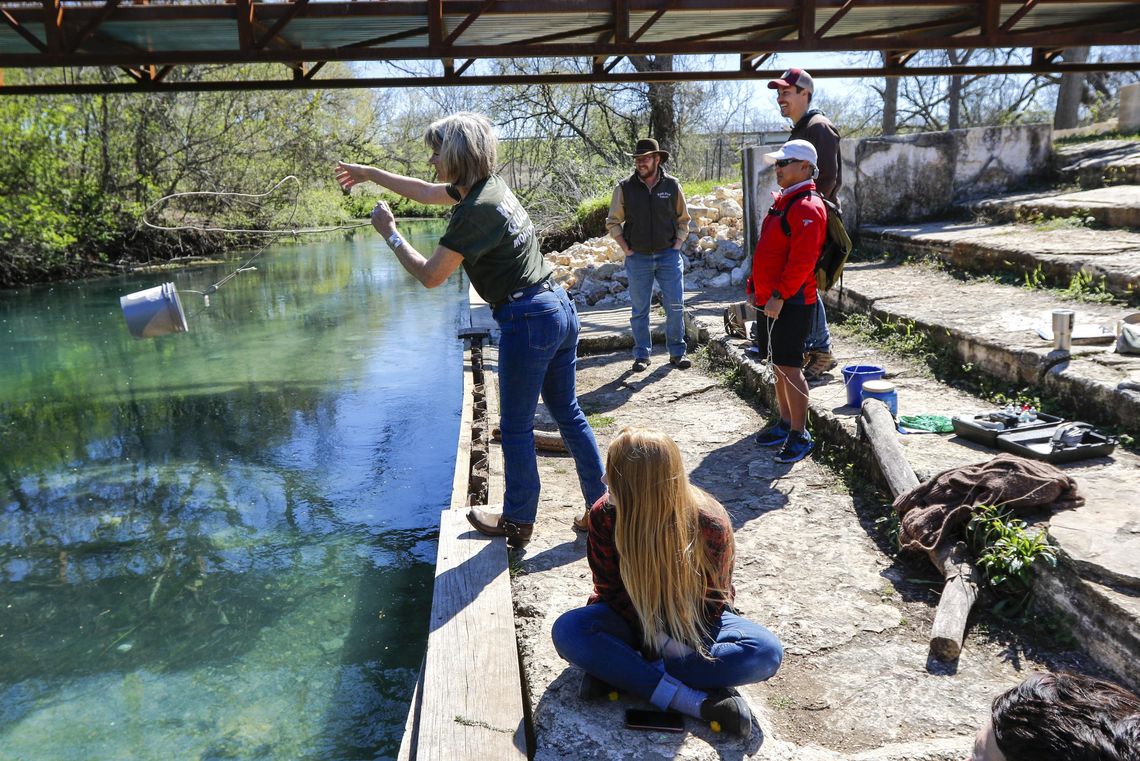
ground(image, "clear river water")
xmin=0 ymin=220 xmax=462 ymax=760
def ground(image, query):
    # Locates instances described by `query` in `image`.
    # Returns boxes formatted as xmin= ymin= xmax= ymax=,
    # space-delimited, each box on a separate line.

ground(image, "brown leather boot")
xmin=466 ymin=508 xmax=534 ymax=549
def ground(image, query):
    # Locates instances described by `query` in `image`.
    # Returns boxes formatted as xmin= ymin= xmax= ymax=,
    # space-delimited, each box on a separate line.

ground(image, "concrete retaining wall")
xmin=742 ymin=123 xmax=1054 ymax=246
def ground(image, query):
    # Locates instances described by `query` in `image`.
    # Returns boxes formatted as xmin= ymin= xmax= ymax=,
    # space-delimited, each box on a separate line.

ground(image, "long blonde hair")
xmin=606 ymin=427 xmax=733 ymax=658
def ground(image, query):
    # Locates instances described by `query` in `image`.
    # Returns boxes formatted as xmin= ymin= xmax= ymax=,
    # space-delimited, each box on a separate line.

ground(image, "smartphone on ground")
xmin=624 ymin=708 xmax=685 ymax=732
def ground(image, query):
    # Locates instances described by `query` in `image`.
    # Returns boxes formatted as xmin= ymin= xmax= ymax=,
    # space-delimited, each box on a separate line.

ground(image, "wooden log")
xmin=858 ymin=399 xmax=981 ymax=661
xmin=492 ymin=426 xmax=567 ymax=453
xmin=929 ymin=541 xmax=983 ymax=661
xmin=858 ymin=398 xmax=918 ymax=499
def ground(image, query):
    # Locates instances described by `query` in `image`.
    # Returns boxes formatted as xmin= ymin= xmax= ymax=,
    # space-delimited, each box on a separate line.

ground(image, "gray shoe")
xmin=803 ymin=350 xmax=837 ymax=382
xmin=632 ymin=357 xmax=650 ymax=372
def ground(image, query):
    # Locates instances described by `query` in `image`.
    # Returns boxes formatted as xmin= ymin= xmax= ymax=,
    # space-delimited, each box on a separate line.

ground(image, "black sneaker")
xmin=754 ymin=419 xmax=791 ymax=447
xmin=700 ymin=693 xmax=752 ymax=738
xmin=669 ymin=355 xmax=692 ymax=369
xmin=632 ymin=357 xmax=650 ymax=372
xmin=578 ymin=672 xmax=619 ymax=701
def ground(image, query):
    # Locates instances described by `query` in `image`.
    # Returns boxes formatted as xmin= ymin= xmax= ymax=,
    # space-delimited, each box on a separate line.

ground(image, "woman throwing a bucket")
xmin=335 ymin=112 xmax=605 ymax=549
xmin=552 ymin=427 xmax=784 ymax=737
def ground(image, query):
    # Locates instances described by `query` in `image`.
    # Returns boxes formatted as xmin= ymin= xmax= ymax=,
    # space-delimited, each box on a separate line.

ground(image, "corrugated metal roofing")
xmin=0 ymin=1 xmax=1136 ymax=93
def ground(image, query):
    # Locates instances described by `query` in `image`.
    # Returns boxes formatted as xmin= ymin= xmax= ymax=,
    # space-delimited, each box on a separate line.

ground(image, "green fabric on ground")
xmin=898 ymin=414 xmax=954 ymax=433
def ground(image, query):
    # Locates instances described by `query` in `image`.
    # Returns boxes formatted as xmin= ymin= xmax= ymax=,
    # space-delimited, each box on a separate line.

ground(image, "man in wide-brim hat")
xmin=604 ymin=137 xmax=691 ymax=379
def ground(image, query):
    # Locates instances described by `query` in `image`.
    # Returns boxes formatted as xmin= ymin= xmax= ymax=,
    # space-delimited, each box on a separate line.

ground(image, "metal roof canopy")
xmin=1 ymin=0 xmax=1138 ymax=94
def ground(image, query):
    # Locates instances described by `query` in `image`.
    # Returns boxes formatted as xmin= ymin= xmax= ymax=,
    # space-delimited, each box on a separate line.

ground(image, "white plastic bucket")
xmin=120 ymin=282 xmax=189 ymax=339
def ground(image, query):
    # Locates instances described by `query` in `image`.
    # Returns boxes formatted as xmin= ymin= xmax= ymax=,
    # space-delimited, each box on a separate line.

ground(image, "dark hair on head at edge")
xmin=990 ymin=672 xmax=1140 ymax=761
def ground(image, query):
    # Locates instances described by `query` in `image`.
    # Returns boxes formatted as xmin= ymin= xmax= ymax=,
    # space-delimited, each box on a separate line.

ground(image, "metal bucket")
xmin=120 ymin=282 xmax=188 ymax=339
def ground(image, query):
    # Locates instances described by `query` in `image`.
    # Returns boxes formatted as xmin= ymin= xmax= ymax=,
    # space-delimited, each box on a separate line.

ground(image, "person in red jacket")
xmin=747 ymin=139 xmax=827 ymax=464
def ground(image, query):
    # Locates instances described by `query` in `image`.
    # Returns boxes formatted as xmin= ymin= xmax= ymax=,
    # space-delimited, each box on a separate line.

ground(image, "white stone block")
xmin=1121 ymin=83 xmax=1140 ymax=131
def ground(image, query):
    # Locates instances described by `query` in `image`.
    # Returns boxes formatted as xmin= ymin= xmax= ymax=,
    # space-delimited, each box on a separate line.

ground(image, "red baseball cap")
xmin=767 ymin=68 xmax=814 ymax=93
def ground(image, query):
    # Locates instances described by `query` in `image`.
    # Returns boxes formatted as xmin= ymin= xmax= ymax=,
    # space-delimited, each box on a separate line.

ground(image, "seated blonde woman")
xmin=552 ymin=427 xmax=783 ymax=737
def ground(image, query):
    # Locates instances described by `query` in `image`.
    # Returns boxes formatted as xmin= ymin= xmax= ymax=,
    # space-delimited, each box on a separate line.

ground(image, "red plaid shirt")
xmin=585 ymin=494 xmax=736 ymax=639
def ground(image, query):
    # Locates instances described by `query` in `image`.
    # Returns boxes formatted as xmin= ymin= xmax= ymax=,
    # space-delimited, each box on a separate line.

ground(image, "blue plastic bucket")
xmin=841 ymin=364 xmax=885 ymax=407
xmin=860 ymin=379 xmax=898 ymax=416
xmin=120 ymin=282 xmax=188 ymax=339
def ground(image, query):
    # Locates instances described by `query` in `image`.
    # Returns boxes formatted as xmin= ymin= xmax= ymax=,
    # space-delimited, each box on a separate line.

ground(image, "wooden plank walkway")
xmin=398 ymin=285 xmax=525 ymax=760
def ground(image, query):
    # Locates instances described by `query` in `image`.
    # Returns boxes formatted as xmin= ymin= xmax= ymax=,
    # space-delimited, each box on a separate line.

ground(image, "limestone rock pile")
xmin=545 ymin=183 xmax=750 ymax=307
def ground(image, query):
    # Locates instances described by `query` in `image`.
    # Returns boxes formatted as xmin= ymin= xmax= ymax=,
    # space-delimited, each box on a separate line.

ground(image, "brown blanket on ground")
xmin=893 ymin=453 xmax=1083 ymax=561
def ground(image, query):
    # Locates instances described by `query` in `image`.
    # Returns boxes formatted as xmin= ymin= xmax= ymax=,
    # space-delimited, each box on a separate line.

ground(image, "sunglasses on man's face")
xmin=774 ymin=158 xmax=800 ymax=168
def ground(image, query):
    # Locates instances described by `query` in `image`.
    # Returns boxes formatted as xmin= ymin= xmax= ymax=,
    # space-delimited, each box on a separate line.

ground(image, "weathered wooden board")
xmin=482 ymin=347 xmax=506 ymax=506
xmin=450 ymin=356 xmax=476 ymax=512
xmin=415 ymin=509 xmax=526 ymax=760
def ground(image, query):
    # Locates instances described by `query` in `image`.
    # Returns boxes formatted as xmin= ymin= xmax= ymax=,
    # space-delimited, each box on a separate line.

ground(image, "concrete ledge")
xmin=975 ymin=186 xmax=1140 ymax=229
xmin=830 ymin=260 xmax=1140 ymax=433
xmin=859 ymin=222 xmax=1140 ymax=302
xmin=1055 ymin=139 xmax=1140 ymax=188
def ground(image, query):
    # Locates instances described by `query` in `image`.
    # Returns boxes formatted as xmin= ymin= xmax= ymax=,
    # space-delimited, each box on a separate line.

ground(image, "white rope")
xmin=140 ymin=175 xmax=371 ymax=236
xmin=140 ymin=175 xmax=372 ymax=303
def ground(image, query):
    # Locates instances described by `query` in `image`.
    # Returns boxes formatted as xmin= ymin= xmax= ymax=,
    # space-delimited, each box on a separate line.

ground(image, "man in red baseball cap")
xmin=767 ymin=67 xmax=842 ymax=383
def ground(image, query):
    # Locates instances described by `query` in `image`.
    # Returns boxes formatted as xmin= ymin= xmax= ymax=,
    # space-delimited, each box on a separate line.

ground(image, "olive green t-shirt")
xmin=438 ymin=175 xmax=552 ymax=305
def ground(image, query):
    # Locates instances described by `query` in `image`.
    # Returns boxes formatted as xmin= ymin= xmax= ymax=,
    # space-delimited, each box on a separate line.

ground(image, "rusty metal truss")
xmin=1 ymin=0 xmax=1138 ymax=94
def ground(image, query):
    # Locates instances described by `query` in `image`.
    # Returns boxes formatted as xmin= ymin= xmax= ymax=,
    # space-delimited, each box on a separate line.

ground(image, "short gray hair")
xmin=424 ymin=112 xmax=498 ymax=187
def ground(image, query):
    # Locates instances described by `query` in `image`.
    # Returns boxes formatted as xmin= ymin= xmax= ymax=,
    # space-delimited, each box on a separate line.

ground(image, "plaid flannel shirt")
xmin=585 ymin=494 xmax=736 ymax=641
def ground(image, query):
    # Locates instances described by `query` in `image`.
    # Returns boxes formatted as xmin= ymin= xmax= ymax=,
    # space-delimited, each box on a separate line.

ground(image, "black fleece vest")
xmin=619 ymin=170 xmax=682 ymax=253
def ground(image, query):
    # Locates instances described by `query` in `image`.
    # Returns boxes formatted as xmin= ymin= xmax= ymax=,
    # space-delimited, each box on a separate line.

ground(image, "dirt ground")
xmin=509 ymin=348 xmax=1095 ymax=760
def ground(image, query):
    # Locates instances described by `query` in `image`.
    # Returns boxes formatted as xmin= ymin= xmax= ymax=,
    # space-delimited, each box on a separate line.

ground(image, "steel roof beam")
xmin=67 ymin=0 xmax=120 ymax=54
xmin=6 ymin=58 xmax=1138 ymax=96
xmin=254 ymin=0 xmax=307 ymax=51
xmin=40 ymin=0 xmax=62 ymax=53
xmin=2 ymin=7 xmax=47 ymax=51
xmin=4 ymin=30 xmax=1138 ymax=67
xmin=1000 ymin=0 xmax=1037 ymax=32
xmin=445 ymin=0 xmax=494 ymax=46
xmin=799 ymin=0 xmax=816 ymax=43
xmin=614 ymin=0 xmax=629 ymax=43
xmin=514 ymin=23 xmax=611 ymax=46
xmin=815 ymin=0 xmax=856 ymax=39
xmin=629 ymin=0 xmax=683 ymax=44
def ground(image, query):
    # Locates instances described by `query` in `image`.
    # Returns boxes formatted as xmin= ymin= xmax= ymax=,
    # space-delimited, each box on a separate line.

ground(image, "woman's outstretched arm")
xmin=335 ymin=161 xmax=457 ymax=207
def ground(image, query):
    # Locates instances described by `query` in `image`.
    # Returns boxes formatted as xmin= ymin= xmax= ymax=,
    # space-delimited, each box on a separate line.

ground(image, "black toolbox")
xmin=952 ymin=410 xmax=1064 ymax=448
xmin=995 ymin=423 xmax=1117 ymax=463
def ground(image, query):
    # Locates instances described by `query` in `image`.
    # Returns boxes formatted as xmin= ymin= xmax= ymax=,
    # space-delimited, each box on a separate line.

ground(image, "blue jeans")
xmin=804 ymin=297 xmax=831 ymax=353
xmin=494 ymin=285 xmax=606 ymax=525
xmin=626 ymin=248 xmax=687 ymax=360
xmin=552 ymin=602 xmax=783 ymax=709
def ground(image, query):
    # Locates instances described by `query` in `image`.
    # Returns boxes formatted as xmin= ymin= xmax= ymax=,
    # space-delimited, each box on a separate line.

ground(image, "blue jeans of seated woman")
xmin=552 ymin=602 xmax=783 ymax=710
xmin=494 ymin=285 xmax=606 ymax=526
xmin=626 ymin=248 xmax=687 ymax=361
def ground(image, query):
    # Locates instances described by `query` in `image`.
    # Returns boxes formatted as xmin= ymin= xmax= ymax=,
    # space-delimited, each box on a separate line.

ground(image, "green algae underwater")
xmin=0 ymin=221 xmax=463 ymax=761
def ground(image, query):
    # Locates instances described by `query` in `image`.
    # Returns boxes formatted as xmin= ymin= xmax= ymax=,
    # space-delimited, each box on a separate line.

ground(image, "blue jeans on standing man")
xmin=494 ymin=284 xmax=606 ymax=526
xmin=552 ymin=601 xmax=783 ymax=709
xmin=626 ymin=247 xmax=687 ymax=361
xmin=804 ymin=298 xmax=831 ymax=353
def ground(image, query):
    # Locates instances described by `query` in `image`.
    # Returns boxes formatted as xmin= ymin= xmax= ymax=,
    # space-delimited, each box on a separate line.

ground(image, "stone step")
xmin=829 ymin=260 xmax=1140 ymax=434
xmin=1055 ymin=139 xmax=1140 ymax=189
xmin=859 ymin=220 xmax=1140 ymax=302
xmin=973 ymin=185 xmax=1140 ymax=229
xmin=691 ymin=283 xmax=1140 ymax=691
